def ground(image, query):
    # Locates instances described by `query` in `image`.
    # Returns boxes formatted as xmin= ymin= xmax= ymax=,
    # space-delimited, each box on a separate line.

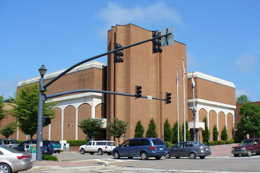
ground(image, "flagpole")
xmin=176 ymin=66 xmax=179 ymax=143
xmin=183 ymin=57 xmax=186 ymax=141
xmin=192 ymin=72 xmax=196 ymax=141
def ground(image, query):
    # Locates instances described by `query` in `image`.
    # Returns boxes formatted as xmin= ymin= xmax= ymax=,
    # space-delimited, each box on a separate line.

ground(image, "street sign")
xmin=161 ymin=26 xmax=174 ymax=47
xmin=147 ymin=95 xmax=153 ymax=100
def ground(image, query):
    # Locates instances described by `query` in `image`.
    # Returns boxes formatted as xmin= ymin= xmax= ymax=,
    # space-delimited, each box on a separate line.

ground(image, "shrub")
xmin=172 ymin=122 xmax=178 ymax=143
xmin=227 ymin=139 xmax=235 ymax=144
xmin=164 ymin=119 xmax=172 ymax=142
xmin=134 ymin=120 xmax=145 ymax=138
xmin=221 ymin=126 xmax=228 ymax=141
xmin=42 ymin=155 xmax=58 ymax=161
xmin=146 ymin=118 xmax=157 ymax=137
xmin=164 ymin=141 xmax=174 ymax=148
xmin=202 ymin=117 xmax=210 ymax=143
xmin=213 ymin=125 xmax=218 ymax=141
xmin=67 ymin=140 xmax=87 ymax=146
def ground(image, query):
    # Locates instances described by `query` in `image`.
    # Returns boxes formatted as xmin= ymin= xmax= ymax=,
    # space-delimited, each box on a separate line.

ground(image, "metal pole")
xmin=192 ymin=87 xmax=196 ymax=142
xmin=36 ymin=77 xmax=44 ymax=161
xmin=183 ymin=57 xmax=186 ymax=141
xmin=176 ymin=66 xmax=179 ymax=143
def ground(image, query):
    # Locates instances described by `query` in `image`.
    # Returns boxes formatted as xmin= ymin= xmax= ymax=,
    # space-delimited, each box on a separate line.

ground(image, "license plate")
xmin=159 ymin=148 xmax=163 ymax=150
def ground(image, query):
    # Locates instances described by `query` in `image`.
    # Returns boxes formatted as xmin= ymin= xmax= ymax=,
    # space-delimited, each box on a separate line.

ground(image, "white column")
xmin=216 ymin=111 xmax=219 ymax=140
xmin=16 ymin=121 xmax=19 ymax=140
xmin=75 ymin=107 xmax=79 ymax=140
xmin=91 ymin=100 xmax=96 ymax=119
xmin=207 ymin=110 xmax=210 ymax=128
xmin=61 ymin=108 xmax=64 ymax=140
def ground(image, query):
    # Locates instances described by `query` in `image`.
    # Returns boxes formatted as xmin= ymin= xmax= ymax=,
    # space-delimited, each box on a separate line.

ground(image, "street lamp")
xmin=192 ymin=108 xmax=196 ymax=142
xmin=36 ymin=65 xmax=47 ymax=161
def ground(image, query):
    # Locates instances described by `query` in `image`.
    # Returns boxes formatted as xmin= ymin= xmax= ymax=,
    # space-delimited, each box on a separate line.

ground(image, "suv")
xmin=79 ymin=140 xmax=116 ymax=155
xmin=112 ymin=138 xmax=167 ymax=160
xmin=0 ymin=139 xmax=19 ymax=148
xmin=231 ymin=138 xmax=260 ymax=157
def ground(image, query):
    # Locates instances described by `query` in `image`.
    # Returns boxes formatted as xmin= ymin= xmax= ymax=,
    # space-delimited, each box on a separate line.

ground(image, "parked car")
xmin=166 ymin=141 xmax=211 ymax=159
xmin=0 ymin=146 xmax=33 ymax=173
xmin=112 ymin=138 xmax=167 ymax=160
xmin=0 ymin=139 xmax=19 ymax=148
xmin=79 ymin=140 xmax=116 ymax=155
xmin=231 ymin=138 xmax=260 ymax=157
xmin=49 ymin=141 xmax=61 ymax=153
xmin=13 ymin=140 xmax=54 ymax=155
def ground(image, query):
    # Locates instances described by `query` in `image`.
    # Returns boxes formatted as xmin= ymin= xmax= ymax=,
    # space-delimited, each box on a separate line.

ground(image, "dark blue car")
xmin=14 ymin=140 xmax=54 ymax=155
xmin=112 ymin=138 xmax=167 ymax=160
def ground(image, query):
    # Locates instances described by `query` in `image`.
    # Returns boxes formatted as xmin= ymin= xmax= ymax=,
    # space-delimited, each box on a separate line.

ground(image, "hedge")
xmin=67 ymin=140 xmax=87 ymax=146
xmin=42 ymin=154 xmax=58 ymax=161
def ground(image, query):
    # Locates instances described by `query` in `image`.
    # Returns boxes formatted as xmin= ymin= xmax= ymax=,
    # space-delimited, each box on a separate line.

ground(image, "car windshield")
xmin=240 ymin=139 xmax=253 ymax=145
xmin=194 ymin=142 xmax=205 ymax=146
xmin=0 ymin=146 xmax=20 ymax=153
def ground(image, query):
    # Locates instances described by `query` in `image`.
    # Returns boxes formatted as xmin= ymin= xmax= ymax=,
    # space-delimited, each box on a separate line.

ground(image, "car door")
xmin=171 ymin=143 xmax=184 ymax=157
xmin=85 ymin=141 xmax=93 ymax=152
xmin=118 ymin=140 xmax=130 ymax=157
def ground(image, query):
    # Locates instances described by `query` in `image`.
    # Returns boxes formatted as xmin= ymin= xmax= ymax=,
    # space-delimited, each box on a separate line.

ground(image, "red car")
xmin=231 ymin=138 xmax=260 ymax=157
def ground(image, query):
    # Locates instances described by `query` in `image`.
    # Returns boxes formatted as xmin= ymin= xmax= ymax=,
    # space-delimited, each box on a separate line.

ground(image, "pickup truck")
xmin=79 ymin=140 xmax=116 ymax=155
xmin=231 ymin=138 xmax=260 ymax=157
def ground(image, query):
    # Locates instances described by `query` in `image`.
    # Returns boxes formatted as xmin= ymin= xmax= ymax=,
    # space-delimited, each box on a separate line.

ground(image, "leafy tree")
xmin=146 ymin=118 xmax=157 ymax=137
xmin=107 ymin=118 xmax=128 ymax=144
xmin=164 ymin=119 xmax=172 ymax=142
xmin=221 ymin=126 xmax=228 ymax=141
xmin=179 ymin=125 xmax=183 ymax=142
xmin=202 ymin=117 xmax=210 ymax=143
xmin=79 ymin=118 xmax=104 ymax=140
xmin=213 ymin=125 xmax=218 ymax=141
xmin=134 ymin=120 xmax=144 ymax=138
xmin=236 ymin=95 xmax=250 ymax=104
xmin=172 ymin=122 xmax=178 ymax=143
xmin=0 ymin=96 xmax=5 ymax=122
xmin=0 ymin=123 xmax=15 ymax=138
xmin=9 ymin=84 xmax=56 ymax=141
xmin=237 ymin=102 xmax=260 ymax=138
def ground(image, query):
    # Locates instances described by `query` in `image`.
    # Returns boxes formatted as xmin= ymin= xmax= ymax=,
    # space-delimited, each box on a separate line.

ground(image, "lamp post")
xmin=36 ymin=65 xmax=47 ymax=161
xmin=192 ymin=108 xmax=196 ymax=142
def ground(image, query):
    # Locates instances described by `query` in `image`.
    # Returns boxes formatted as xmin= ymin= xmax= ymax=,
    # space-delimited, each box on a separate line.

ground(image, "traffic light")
xmin=43 ymin=116 xmax=51 ymax=126
xmin=166 ymin=92 xmax=171 ymax=104
xmin=152 ymin=31 xmax=162 ymax=53
xmin=135 ymin=85 xmax=142 ymax=98
xmin=114 ymin=43 xmax=124 ymax=63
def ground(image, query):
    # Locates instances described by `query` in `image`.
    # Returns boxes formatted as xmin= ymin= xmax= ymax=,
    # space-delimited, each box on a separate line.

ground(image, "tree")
xmin=172 ymin=122 xmax=178 ymax=143
xmin=236 ymin=95 xmax=250 ymax=104
xmin=237 ymin=102 xmax=260 ymax=138
xmin=202 ymin=117 xmax=210 ymax=143
xmin=9 ymin=83 xmax=56 ymax=141
xmin=164 ymin=119 xmax=172 ymax=142
xmin=0 ymin=96 xmax=5 ymax=122
xmin=185 ymin=121 xmax=191 ymax=141
xmin=79 ymin=118 xmax=104 ymax=140
xmin=134 ymin=120 xmax=144 ymax=138
xmin=0 ymin=123 xmax=15 ymax=138
xmin=221 ymin=126 xmax=228 ymax=141
xmin=146 ymin=118 xmax=157 ymax=137
xmin=213 ymin=125 xmax=218 ymax=141
xmin=107 ymin=118 xmax=128 ymax=144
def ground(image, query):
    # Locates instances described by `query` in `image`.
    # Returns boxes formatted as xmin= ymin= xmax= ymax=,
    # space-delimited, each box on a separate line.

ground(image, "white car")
xmin=79 ymin=140 xmax=116 ymax=155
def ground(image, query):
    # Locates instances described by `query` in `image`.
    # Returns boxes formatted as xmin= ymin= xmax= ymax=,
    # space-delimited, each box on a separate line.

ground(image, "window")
xmin=3 ymin=140 xmax=9 ymax=145
xmin=86 ymin=142 xmax=92 ymax=146
xmin=140 ymin=139 xmax=150 ymax=146
xmin=129 ymin=139 xmax=138 ymax=146
xmin=96 ymin=142 xmax=106 ymax=146
xmin=121 ymin=140 xmax=130 ymax=147
xmin=185 ymin=142 xmax=193 ymax=147
xmin=107 ymin=142 xmax=115 ymax=146
xmin=152 ymin=139 xmax=165 ymax=145
xmin=174 ymin=143 xmax=184 ymax=148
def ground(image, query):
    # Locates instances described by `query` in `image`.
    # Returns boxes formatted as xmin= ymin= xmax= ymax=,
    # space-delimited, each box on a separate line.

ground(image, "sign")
xmin=147 ymin=95 xmax=153 ymax=100
xmin=161 ymin=26 xmax=174 ymax=47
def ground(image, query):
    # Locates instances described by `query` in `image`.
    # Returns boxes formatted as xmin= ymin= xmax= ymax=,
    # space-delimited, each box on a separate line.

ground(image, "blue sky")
xmin=0 ymin=0 xmax=259 ymax=101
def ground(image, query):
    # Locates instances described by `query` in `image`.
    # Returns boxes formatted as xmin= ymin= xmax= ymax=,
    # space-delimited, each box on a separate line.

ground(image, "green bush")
xmin=67 ymin=140 xmax=87 ymax=146
xmin=227 ymin=139 xmax=235 ymax=144
xmin=164 ymin=141 xmax=174 ymax=148
xmin=42 ymin=155 xmax=58 ymax=161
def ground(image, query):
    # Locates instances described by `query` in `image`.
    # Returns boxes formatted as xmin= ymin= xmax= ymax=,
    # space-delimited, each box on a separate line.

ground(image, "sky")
xmin=0 ymin=0 xmax=259 ymax=101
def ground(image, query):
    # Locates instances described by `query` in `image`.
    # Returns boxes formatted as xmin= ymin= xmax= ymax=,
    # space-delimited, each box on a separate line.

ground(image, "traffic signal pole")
xmin=37 ymin=31 xmax=172 ymax=161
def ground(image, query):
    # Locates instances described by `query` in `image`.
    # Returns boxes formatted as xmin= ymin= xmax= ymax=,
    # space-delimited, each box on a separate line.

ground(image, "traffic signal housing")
xmin=43 ymin=116 xmax=51 ymax=126
xmin=114 ymin=43 xmax=124 ymax=63
xmin=152 ymin=31 xmax=162 ymax=53
xmin=135 ymin=85 xmax=142 ymax=98
xmin=166 ymin=92 xmax=171 ymax=104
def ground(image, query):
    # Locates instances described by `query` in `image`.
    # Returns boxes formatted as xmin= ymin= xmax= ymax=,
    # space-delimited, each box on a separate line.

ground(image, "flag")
xmin=191 ymin=73 xmax=195 ymax=89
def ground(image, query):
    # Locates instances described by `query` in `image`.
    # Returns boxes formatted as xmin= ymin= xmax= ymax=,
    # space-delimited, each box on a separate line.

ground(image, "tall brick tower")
xmin=106 ymin=24 xmax=187 ymax=141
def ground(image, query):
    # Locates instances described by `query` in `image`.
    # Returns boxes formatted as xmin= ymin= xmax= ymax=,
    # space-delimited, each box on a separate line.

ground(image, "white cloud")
xmin=96 ymin=2 xmax=182 ymax=37
xmin=235 ymin=52 xmax=258 ymax=73
xmin=236 ymin=89 xmax=250 ymax=98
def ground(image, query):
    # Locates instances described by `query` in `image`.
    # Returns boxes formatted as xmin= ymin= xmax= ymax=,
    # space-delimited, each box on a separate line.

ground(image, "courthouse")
xmin=4 ymin=24 xmax=236 ymax=143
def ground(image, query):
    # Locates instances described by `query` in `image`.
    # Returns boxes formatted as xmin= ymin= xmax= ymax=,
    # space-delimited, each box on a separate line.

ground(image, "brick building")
xmin=7 ymin=24 xmax=236 ymax=142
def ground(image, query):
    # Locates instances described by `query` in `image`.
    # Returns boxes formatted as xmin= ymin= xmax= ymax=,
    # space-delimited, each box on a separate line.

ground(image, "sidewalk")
xmin=209 ymin=143 xmax=237 ymax=157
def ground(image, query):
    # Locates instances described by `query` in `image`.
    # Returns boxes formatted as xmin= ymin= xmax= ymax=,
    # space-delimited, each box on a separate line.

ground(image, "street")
xmin=24 ymin=151 xmax=260 ymax=173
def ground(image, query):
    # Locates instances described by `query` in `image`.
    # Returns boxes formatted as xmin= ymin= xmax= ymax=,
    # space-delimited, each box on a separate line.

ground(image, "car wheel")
xmin=80 ymin=148 xmax=85 ymax=155
xmin=0 ymin=163 xmax=11 ymax=173
xmin=90 ymin=152 xmax=94 ymax=155
xmin=128 ymin=157 xmax=133 ymax=159
xmin=155 ymin=156 xmax=161 ymax=160
xmin=98 ymin=149 xmax=104 ymax=155
xmin=234 ymin=154 xmax=239 ymax=157
xmin=200 ymin=156 xmax=205 ymax=159
xmin=247 ymin=150 xmax=252 ymax=157
xmin=107 ymin=152 xmax=112 ymax=155
xmin=175 ymin=157 xmax=180 ymax=159
xmin=189 ymin=152 xmax=196 ymax=159
xmin=58 ymin=150 xmax=60 ymax=154
xmin=113 ymin=151 xmax=120 ymax=159
xmin=165 ymin=152 xmax=171 ymax=159
xmin=140 ymin=152 xmax=148 ymax=160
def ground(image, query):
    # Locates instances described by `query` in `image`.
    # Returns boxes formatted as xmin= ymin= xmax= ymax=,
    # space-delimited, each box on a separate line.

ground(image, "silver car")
xmin=0 ymin=146 xmax=33 ymax=173
xmin=0 ymin=139 xmax=19 ymax=148
xmin=166 ymin=141 xmax=211 ymax=159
